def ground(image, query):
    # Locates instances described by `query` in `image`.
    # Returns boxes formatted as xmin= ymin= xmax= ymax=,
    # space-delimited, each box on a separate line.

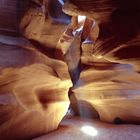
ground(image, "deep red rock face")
xmin=0 ymin=0 xmax=140 ymax=139
xmin=0 ymin=0 xmax=18 ymax=30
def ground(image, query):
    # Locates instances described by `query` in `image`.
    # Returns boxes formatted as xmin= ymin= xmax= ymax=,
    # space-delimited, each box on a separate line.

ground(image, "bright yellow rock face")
xmin=0 ymin=0 xmax=140 ymax=139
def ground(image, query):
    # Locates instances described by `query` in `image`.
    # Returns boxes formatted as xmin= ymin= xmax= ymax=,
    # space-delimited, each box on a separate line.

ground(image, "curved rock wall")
xmin=0 ymin=0 xmax=140 ymax=139
xmin=63 ymin=0 xmax=140 ymax=123
xmin=0 ymin=0 xmax=72 ymax=139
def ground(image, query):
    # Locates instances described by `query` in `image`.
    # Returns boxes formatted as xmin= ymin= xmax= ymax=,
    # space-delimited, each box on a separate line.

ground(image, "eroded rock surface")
xmin=64 ymin=0 xmax=140 ymax=123
xmin=0 ymin=0 xmax=72 ymax=140
xmin=0 ymin=0 xmax=140 ymax=139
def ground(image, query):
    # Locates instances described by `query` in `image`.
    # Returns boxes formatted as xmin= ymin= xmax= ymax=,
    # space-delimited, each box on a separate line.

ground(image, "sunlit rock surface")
xmin=0 ymin=36 xmax=72 ymax=140
xmin=0 ymin=0 xmax=140 ymax=139
xmin=64 ymin=0 xmax=140 ymax=123
xmin=0 ymin=0 xmax=72 ymax=139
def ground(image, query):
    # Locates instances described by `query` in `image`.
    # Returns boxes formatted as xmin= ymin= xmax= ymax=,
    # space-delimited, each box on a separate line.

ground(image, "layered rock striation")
xmin=64 ymin=0 xmax=140 ymax=124
xmin=0 ymin=0 xmax=72 ymax=139
xmin=0 ymin=0 xmax=140 ymax=139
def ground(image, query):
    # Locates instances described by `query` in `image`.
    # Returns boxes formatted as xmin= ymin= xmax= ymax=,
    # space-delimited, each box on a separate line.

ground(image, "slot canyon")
xmin=0 ymin=0 xmax=140 ymax=139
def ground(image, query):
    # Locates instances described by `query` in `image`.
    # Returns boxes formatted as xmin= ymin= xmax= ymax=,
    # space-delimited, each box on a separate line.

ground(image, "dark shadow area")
xmin=48 ymin=0 xmax=71 ymax=24
xmin=69 ymin=92 xmax=99 ymax=119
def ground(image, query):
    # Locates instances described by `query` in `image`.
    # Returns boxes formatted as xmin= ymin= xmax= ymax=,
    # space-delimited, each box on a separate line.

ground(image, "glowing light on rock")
xmin=58 ymin=0 xmax=64 ymax=5
xmin=81 ymin=126 xmax=98 ymax=136
xmin=93 ymin=54 xmax=103 ymax=59
xmin=78 ymin=16 xmax=86 ymax=22
xmin=96 ymin=55 xmax=103 ymax=59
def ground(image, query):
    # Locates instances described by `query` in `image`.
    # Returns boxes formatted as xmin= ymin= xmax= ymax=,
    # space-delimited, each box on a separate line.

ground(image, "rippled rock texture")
xmin=0 ymin=0 xmax=140 ymax=139
xmin=0 ymin=0 xmax=72 ymax=139
xmin=65 ymin=0 xmax=140 ymax=124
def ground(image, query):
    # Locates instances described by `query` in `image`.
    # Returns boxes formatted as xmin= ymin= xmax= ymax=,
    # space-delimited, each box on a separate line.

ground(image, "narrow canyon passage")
xmin=0 ymin=0 xmax=140 ymax=140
